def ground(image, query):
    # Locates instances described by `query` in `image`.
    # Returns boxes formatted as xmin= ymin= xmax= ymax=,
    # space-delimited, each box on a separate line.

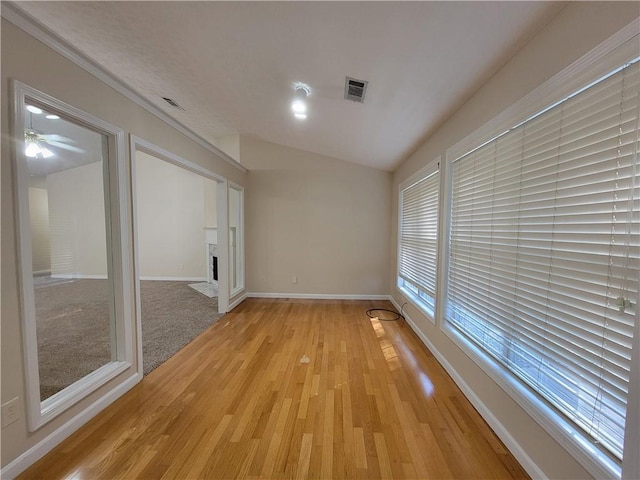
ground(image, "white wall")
xmin=390 ymin=3 xmax=640 ymax=480
xmin=204 ymin=176 xmax=217 ymax=228
xmin=135 ymin=151 xmax=217 ymax=280
xmin=47 ymin=161 xmax=108 ymax=278
xmin=28 ymin=187 xmax=50 ymax=274
xmin=213 ymin=134 xmax=240 ymax=163
xmin=242 ymin=137 xmax=391 ymax=296
xmin=36 ymin=151 xmax=218 ymax=281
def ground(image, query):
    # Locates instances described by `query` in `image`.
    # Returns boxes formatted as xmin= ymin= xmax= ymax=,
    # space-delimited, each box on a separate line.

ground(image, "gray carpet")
xmin=140 ymin=281 xmax=221 ymax=376
xmin=35 ymin=279 xmax=222 ymax=400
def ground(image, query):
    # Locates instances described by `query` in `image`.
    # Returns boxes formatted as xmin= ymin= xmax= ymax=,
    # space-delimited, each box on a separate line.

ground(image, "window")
xmin=398 ymin=166 xmax=439 ymax=317
xmin=446 ymin=56 xmax=638 ymax=474
xmin=13 ymin=81 xmax=133 ymax=430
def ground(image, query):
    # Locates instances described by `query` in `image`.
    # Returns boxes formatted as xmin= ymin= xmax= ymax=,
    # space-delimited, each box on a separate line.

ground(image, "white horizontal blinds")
xmin=447 ymin=60 xmax=639 ymax=460
xmin=399 ymin=170 xmax=439 ymax=306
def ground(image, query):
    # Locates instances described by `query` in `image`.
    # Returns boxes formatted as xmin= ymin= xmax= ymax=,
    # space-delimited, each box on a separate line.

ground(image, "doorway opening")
xmin=131 ymin=139 xmax=229 ymax=376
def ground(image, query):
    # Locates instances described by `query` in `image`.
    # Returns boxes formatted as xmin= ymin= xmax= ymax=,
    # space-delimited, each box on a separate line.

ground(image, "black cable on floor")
xmin=366 ymin=308 xmax=404 ymax=321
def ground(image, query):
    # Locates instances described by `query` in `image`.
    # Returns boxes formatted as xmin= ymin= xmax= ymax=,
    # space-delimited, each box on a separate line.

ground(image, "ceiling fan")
xmin=24 ymin=105 xmax=86 ymax=158
xmin=24 ymin=129 xmax=85 ymax=158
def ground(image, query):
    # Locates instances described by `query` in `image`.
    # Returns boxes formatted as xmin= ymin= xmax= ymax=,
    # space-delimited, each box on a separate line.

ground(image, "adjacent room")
xmin=1 ymin=2 xmax=639 ymax=480
xmin=134 ymin=150 xmax=223 ymax=375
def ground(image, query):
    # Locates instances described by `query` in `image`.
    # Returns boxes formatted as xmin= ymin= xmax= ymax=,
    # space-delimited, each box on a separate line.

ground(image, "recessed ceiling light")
xmin=45 ymin=114 xmax=60 ymax=120
xmin=291 ymin=83 xmax=311 ymax=120
xmin=26 ymin=105 xmax=43 ymax=114
xmin=292 ymin=100 xmax=307 ymax=114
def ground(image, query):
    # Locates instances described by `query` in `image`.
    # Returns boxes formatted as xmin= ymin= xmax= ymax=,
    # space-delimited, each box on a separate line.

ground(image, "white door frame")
xmin=129 ymin=135 xmax=230 ymax=377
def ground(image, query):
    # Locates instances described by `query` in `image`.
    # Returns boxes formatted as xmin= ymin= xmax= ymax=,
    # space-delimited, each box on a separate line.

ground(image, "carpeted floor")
xmin=139 ymin=281 xmax=221 ymax=376
xmin=35 ymin=279 xmax=221 ymax=400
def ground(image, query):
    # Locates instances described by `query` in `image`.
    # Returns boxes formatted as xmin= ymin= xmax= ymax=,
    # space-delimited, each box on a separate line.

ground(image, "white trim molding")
xmin=228 ymin=183 xmax=245 ymax=297
xmin=40 ymin=362 xmax=130 ymax=422
xmin=1 ymin=1 xmax=247 ymax=174
xmin=247 ymin=292 xmax=393 ymax=301
xmin=131 ymin=135 xmax=227 ymax=183
xmin=139 ymin=276 xmax=208 ymax=282
xmin=50 ymin=274 xmax=109 ymax=280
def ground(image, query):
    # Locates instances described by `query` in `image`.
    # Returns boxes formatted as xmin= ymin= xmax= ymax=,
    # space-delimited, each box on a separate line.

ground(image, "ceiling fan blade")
xmin=46 ymin=140 xmax=85 ymax=153
xmin=39 ymin=134 xmax=76 ymax=143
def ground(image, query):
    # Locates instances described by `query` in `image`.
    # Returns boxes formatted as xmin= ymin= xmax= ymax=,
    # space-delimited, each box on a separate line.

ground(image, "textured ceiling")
xmin=13 ymin=1 xmax=564 ymax=171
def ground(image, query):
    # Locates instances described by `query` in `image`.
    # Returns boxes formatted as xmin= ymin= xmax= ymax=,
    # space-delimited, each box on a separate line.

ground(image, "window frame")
xmin=228 ymin=183 xmax=245 ymax=298
xmin=397 ymin=160 xmax=440 ymax=321
xmin=11 ymin=81 xmax=134 ymax=431
xmin=440 ymin=28 xmax=640 ymax=480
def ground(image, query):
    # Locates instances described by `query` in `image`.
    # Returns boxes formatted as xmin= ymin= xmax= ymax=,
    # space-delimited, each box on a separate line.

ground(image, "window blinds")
xmin=447 ymin=60 xmax=639 ymax=460
xmin=399 ymin=170 xmax=439 ymax=308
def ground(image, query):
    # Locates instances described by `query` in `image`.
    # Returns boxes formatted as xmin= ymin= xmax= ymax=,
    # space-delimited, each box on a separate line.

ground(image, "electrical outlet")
xmin=292 ymin=276 xmax=298 ymax=284
xmin=2 ymin=397 xmax=20 ymax=428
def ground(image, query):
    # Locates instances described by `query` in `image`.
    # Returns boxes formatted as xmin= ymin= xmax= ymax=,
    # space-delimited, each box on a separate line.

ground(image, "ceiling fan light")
xmin=25 ymin=142 xmax=41 ymax=158
xmin=46 ymin=114 xmax=60 ymax=120
xmin=26 ymin=105 xmax=43 ymax=115
xmin=41 ymin=146 xmax=55 ymax=158
xmin=294 ymin=112 xmax=307 ymax=120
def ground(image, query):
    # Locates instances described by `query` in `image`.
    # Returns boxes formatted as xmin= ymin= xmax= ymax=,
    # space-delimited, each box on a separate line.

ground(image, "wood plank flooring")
xmin=18 ymin=299 xmax=529 ymax=479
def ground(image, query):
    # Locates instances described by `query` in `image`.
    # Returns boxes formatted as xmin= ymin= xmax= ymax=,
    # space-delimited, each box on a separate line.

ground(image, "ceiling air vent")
xmin=344 ymin=77 xmax=368 ymax=103
xmin=162 ymin=97 xmax=185 ymax=110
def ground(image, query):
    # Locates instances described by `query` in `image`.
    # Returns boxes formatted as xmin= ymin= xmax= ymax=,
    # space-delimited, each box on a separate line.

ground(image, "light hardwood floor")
xmin=18 ymin=299 xmax=529 ymax=479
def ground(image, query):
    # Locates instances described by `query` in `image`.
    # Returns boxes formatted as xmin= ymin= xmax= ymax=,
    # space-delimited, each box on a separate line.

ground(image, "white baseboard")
xmin=52 ymin=275 xmax=209 ymax=282
xmin=140 ymin=276 xmax=207 ymax=282
xmin=51 ymin=274 xmax=108 ymax=280
xmin=246 ymin=292 xmax=392 ymax=300
xmin=388 ymin=296 xmax=546 ymax=480
xmin=0 ymin=373 xmax=141 ymax=480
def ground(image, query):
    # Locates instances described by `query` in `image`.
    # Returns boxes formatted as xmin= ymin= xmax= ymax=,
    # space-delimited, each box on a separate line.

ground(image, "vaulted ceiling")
xmin=13 ymin=1 xmax=564 ymax=171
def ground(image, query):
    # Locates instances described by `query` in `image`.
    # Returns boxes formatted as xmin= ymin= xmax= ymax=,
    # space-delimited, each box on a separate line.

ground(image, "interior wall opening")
xmin=133 ymin=149 xmax=225 ymax=376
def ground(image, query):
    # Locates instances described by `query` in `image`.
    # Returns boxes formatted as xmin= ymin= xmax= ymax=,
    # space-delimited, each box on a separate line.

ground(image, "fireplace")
xmin=208 ymin=243 xmax=218 ymax=286
xmin=212 ymin=254 xmax=218 ymax=282
xmin=205 ymin=228 xmax=218 ymax=287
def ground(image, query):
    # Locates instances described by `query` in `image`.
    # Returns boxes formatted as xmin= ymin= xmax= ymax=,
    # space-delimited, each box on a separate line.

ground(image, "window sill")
xmin=397 ymin=285 xmax=435 ymax=323
xmin=33 ymin=361 xmax=131 ymax=431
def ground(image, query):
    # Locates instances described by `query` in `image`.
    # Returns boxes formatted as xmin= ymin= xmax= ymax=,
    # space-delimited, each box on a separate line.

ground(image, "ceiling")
xmin=13 ymin=1 xmax=565 ymax=171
